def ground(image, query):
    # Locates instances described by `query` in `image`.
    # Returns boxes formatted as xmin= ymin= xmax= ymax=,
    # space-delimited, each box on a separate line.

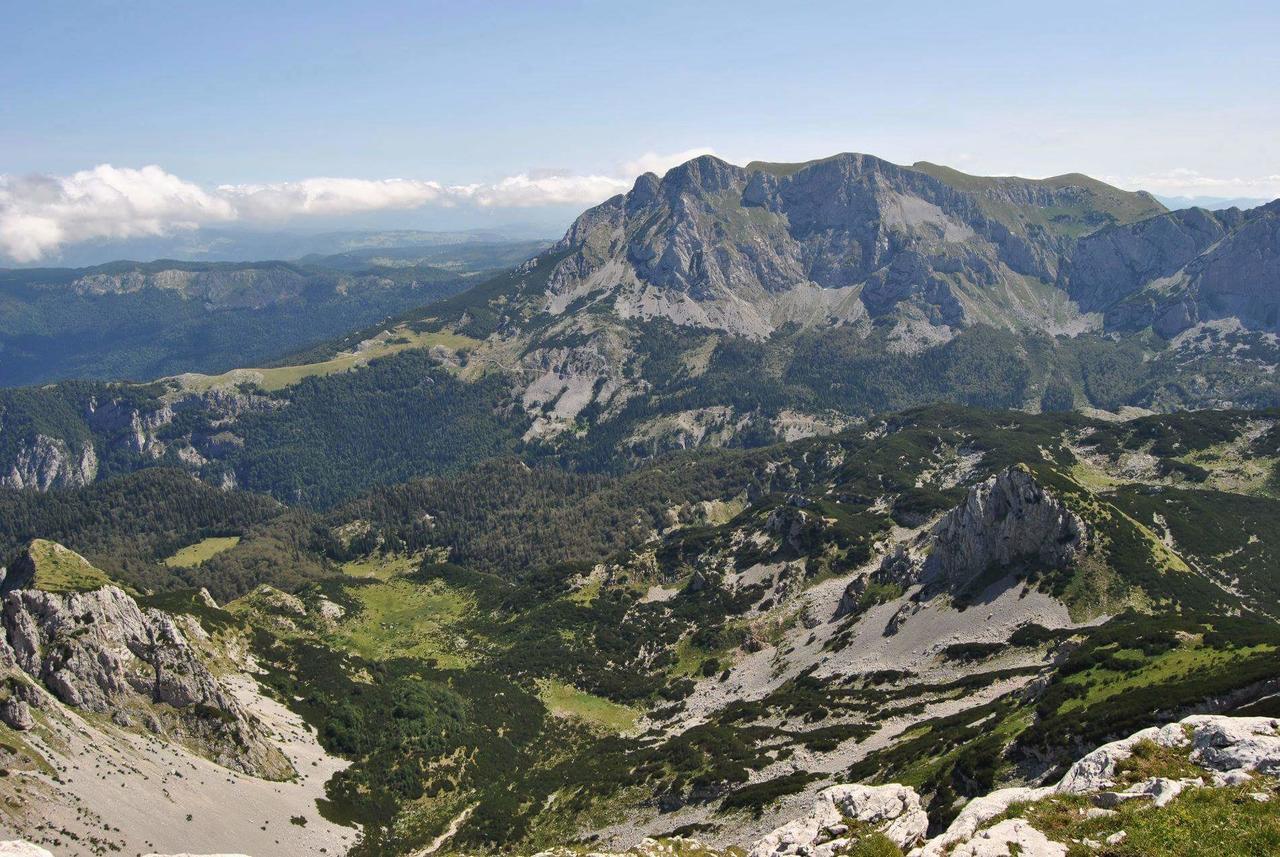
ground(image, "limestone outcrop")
xmin=749 ymin=783 xmax=929 ymax=857
xmin=838 ymin=465 xmax=1084 ymax=616
xmin=916 ymin=714 xmax=1280 ymax=856
xmin=0 ymin=582 xmax=291 ymax=779
xmin=0 ymin=435 xmax=98 ymax=491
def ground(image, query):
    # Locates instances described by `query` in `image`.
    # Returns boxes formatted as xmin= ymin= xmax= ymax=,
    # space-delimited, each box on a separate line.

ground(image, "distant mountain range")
xmin=4 ymin=226 xmax=557 ymax=268
xmin=1155 ymin=194 xmax=1272 ymax=211
xmin=0 ymin=152 xmax=1276 ymax=503
xmin=0 ymin=238 xmax=547 ymax=386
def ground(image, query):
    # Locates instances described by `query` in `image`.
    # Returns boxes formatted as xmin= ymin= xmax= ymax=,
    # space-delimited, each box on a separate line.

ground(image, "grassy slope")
xmin=25 ymin=538 xmax=115 ymax=592
xmin=173 ymin=327 xmax=480 ymax=392
xmin=163 ymin=535 xmax=242 ymax=567
xmin=537 ymin=679 xmax=640 ymax=733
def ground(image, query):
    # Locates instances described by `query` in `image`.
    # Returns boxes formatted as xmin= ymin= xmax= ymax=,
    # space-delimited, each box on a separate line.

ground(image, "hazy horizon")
xmin=3 ymin=0 xmax=1277 ymax=265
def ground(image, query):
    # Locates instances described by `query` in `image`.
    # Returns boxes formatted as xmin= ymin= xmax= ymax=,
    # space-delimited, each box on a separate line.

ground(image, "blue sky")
xmin=2 ymin=0 xmax=1278 ymax=261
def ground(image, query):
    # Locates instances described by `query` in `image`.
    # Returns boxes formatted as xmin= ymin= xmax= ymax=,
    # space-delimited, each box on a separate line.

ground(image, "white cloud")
xmin=457 ymin=173 xmax=630 ymax=208
xmin=218 ymin=177 xmax=451 ymax=221
xmin=620 ymin=147 xmax=718 ymax=178
xmin=0 ymin=165 xmax=236 ymax=263
xmin=0 ymin=147 xmax=723 ymax=262
xmin=1106 ymin=168 xmax=1280 ymax=200
xmin=0 ymin=168 xmax=630 ymax=263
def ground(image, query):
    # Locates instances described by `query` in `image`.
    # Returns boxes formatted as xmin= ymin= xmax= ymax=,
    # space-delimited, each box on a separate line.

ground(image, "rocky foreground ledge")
xmin=745 ymin=715 xmax=1279 ymax=857
xmin=530 ymin=715 xmax=1278 ymax=857
xmin=6 ymin=714 xmax=1275 ymax=857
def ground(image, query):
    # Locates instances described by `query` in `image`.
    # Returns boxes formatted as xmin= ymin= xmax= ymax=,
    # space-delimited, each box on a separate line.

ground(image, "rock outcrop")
xmin=917 ymin=714 xmax=1280 ymax=856
xmin=546 ymin=154 xmax=1164 ymax=341
xmin=749 ymin=783 xmax=929 ymax=857
xmin=0 ymin=581 xmax=291 ymax=779
xmin=0 ymin=435 xmax=98 ymax=491
xmin=1066 ymin=199 xmax=1280 ymax=338
xmin=839 ymin=465 xmax=1084 ymax=616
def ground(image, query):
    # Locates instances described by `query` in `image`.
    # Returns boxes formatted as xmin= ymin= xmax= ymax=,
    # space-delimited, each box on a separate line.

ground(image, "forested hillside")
xmin=0 ymin=237 xmax=544 ymax=385
xmin=6 ymin=405 xmax=1276 ymax=855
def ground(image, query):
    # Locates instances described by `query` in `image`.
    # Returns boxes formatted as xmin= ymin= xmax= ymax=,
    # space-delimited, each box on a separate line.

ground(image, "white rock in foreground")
xmin=915 ymin=786 xmax=1053 ymax=856
xmin=914 ymin=715 xmax=1280 ymax=856
xmin=749 ymin=783 xmax=928 ymax=857
xmin=1185 ymin=714 xmax=1280 ymax=776
xmin=947 ymin=819 xmax=1067 ymax=857
xmin=0 ymin=842 xmax=55 ymax=857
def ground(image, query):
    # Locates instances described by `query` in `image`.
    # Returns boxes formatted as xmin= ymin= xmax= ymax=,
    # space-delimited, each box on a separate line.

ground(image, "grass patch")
xmin=341 ymin=552 xmax=422 ymax=581
xmin=338 ymin=577 xmax=474 ymax=668
xmin=1056 ymin=640 xmax=1274 ymax=715
xmin=537 ymin=679 xmax=640 ymax=733
xmin=1113 ymin=736 xmax=1201 ymax=785
xmin=173 ymin=327 xmax=480 ymax=392
xmin=24 ymin=539 xmax=115 ymax=592
xmin=163 ymin=535 xmax=241 ymax=567
xmin=988 ymin=778 xmax=1280 ymax=856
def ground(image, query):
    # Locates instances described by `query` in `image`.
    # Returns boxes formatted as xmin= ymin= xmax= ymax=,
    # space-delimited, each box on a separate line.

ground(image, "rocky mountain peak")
xmin=540 ymin=151 xmax=1173 ymax=340
xmin=919 ymin=464 xmax=1086 ymax=588
xmin=659 ymin=153 xmax=745 ymax=197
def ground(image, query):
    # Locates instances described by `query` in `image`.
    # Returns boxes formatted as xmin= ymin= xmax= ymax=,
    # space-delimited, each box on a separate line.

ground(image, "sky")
xmin=2 ymin=0 xmax=1278 ymax=263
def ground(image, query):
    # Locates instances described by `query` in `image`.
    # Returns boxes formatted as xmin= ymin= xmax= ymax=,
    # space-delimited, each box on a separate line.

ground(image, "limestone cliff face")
xmin=0 ymin=385 xmax=280 ymax=494
xmin=1066 ymin=199 xmax=1280 ymax=338
xmin=1064 ymin=206 xmax=1233 ymax=311
xmin=0 ymin=435 xmax=98 ymax=491
xmin=545 ymin=154 xmax=1164 ymax=340
xmin=914 ymin=465 xmax=1084 ymax=589
xmin=0 ymin=582 xmax=291 ymax=779
xmin=840 ymin=466 xmax=1084 ymax=616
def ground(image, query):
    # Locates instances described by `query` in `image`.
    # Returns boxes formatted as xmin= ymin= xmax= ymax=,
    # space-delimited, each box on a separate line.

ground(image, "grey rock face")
xmin=917 ymin=465 xmax=1084 ymax=590
xmin=1 ymin=586 xmax=221 ymax=712
xmin=547 ymin=153 xmax=1166 ymax=339
xmin=0 ymin=435 xmax=98 ymax=491
xmin=0 ymin=585 xmax=290 ymax=778
xmin=0 ymin=383 xmax=282 ymax=495
xmin=0 ymin=698 xmax=34 ymax=730
xmin=86 ymin=397 xmax=175 ymax=457
xmin=1064 ymin=207 xmax=1230 ymax=311
xmin=1067 ymin=200 xmax=1280 ymax=337
xmin=838 ymin=465 xmax=1084 ymax=616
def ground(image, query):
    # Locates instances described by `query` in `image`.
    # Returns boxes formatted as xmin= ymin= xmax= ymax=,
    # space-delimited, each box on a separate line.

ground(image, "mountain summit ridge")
xmin=538 ymin=151 xmax=1168 ymax=342
xmin=0 ymin=153 xmax=1276 ymax=497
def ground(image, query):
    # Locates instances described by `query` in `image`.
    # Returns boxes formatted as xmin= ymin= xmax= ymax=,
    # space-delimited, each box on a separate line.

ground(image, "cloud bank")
xmin=0 ymin=165 xmax=237 ymax=263
xmin=1106 ymin=168 xmax=1280 ymax=201
xmin=0 ymin=150 xmax=718 ymax=262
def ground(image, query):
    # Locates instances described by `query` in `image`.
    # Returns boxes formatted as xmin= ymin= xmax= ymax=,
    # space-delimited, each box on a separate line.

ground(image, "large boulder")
xmin=1054 ymin=720 xmax=1189 ymax=793
xmin=1184 ymin=715 xmax=1280 ymax=777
